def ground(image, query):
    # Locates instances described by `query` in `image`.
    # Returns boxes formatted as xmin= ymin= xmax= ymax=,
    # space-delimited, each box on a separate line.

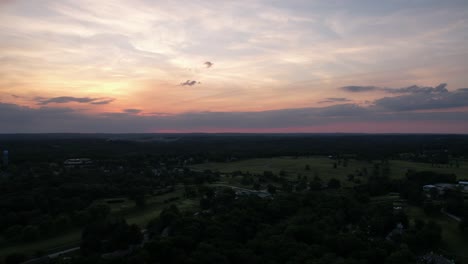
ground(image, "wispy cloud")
xmin=180 ymin=80 xmax=199 ymax=86
xmin=36 ymin=96 xmax=115 ymax=105
xmin=318 ymin=97 xmax=351 ymax=103
xmin=342 ymin=83 xmax=449 ymax=94
xmin=341 ymin=86 xmax=378 ymax=92
xmin=123 ymin=108 xmax=141 ymax=114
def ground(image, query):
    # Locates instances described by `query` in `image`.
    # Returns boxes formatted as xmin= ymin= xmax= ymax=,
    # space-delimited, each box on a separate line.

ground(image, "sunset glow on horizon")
xmin=1 ymin=0 xmax=468 ymax=133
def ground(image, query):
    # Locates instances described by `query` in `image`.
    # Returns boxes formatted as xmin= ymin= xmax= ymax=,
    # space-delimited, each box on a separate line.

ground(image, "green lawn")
xmin=192 ymin=156 xmax=373 ymax=187
xmin=127 ymin=198 xmax=197 ymax=226
xmin=192 ymin=157 xmax=467 ymax=186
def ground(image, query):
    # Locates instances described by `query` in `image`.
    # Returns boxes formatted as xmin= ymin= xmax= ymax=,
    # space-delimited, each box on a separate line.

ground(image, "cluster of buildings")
xmin=423 ymin=181 xmax=468 ymax=197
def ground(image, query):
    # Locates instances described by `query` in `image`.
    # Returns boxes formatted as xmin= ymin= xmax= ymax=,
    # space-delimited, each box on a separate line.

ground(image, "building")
xmin=423 ymin=185 xmax=437 ymax=192
xmin=235 ymin=189 xmax=272 ymax=199
xmin=459 ymin=181 xmax=468 ymax=192
xmin=422 ymin=183 xmax=457 ymax=197
xmin=64 ymin=158 xmax=92 ymax=168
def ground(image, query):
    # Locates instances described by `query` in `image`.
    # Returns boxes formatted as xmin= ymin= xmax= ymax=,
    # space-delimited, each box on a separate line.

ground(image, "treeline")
xmin=1 ymin=134 xmax=467 ymax=165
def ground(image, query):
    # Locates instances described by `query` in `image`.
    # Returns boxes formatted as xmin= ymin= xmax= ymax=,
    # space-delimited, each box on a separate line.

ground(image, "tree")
xmin=21 ymin=225 xmax=40 ymax=241
xmin=253 ymin=182 xmax=261 ymax=190
xmin=385 ymin=248 xmax=415 ymax=264
xmin=81 ymin=217 xmax=142 ymax=255
xmin=134 ymin=194 xmax=146 ymax=207
xmin=184 ymin=185 xmax=197 ymax=198
xmin=5 ymin=253 xmax=26 ymax=264
xmin=88 ymin=204 xmax=110 ymax=220
xmin=328 ymin=178 xmax=341 ymax=189
xmin=423 ymin=200 xmax=439 ymax=216
xmin=267 ymin=184 xmax=277 ymax=194
xmin=459 ymin=217 xmax=468 ymax=236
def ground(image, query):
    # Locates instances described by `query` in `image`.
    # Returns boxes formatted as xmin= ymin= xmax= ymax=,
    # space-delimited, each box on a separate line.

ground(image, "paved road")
xmin=22 ymin=247 xmax=80 ymax=263
xmin=441 ymin=208 xmax=462 ymax=222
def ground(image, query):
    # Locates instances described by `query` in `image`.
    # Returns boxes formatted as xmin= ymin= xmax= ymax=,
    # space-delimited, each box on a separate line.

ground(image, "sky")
xmin=0 ymin=0 xmax=468 ymax=133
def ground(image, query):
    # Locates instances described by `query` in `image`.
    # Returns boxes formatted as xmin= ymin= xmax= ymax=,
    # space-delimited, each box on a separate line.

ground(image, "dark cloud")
xmin=342 ymin=83 xmax=468 ymax=111
xmin=2 ymin=100 xmax=467 ymax=133
xmin=341 ymin=86 xmax=378 ymax=92
xmin=204 ymin=61 xmax=213 ymax=68
xmin=123 ymin=109 xmax=142 ymax=114
xmin=318 ymin=97 xmax=351 ymax=103
xmin=342 ymin=83 xmax=449 ymax=94
xmin=375 ymin=88 xmax=468 ymax=111
xmin=180 ymin=80 xmax=199 ymax=86
xmin=382 ymin=83 xmax=448 ymax=94
xmin=36 ymin=96 xmax=115 ymax=105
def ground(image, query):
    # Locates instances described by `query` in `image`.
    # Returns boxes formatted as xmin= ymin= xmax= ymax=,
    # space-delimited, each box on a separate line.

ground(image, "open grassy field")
xmin=388 ymin=160 xmax=467 ymax=180
xmin=192 ymin=156 xmax=372 ymax=187
xmin=127 ymin=198 xmax=197 ymax=226
xmin=407 ymin=206 xmax=468 ymax=263
xmin=192 ymin=156 xmax=467 ymax=187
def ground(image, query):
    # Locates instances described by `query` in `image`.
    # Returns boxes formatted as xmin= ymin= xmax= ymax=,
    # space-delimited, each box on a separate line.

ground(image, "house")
xmin=423 ymin=185 xmax=437 ymax=192
xmin=64 ymin=158 xmax=92 ymax=168
xmin=235 ymin=190 xmax=272 ymax=198
xmin=459 ymin=181 xmax=468 ymax=192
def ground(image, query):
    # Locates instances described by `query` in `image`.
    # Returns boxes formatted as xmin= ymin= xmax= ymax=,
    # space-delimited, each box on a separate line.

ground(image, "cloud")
xmin=341 ymin=86 xmax=378 ymax=92
xmin=342 ymin=83 xmax=449 ymax=94
xmin=89 ymin=98 xmax=115 ymax=105
xmin=204 ymin=61 xmax=213 ymax=68
xmin=36 ymin=96 xmax=115 ymax=105
xmin=382 ymin=83 xmax=448 ymax=94
xmin=340 ymin=83 xmax=468 ymax=111
xmin=123 ymin=109 xmax=142 ymax=114
xmin=375 ymin=87 xmax=468 ymax=111
xmin=2 ymin=100 xmax=467 ymax=133
xmin=318 ymin=97 xmax=351 ymax=103
xmin=180 ymin=80 xmax=199 ymax=86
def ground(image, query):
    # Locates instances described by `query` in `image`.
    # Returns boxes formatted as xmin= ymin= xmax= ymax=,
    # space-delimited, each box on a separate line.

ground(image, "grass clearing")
xmin=192 ymin=157 xmax=468 ymax=186
xmin=192 ymin=156 xmax=372 ymax=187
